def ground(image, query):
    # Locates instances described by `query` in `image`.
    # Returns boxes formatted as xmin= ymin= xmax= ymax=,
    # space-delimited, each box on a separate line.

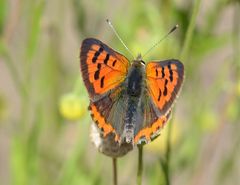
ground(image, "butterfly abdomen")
xmin=123 ymin=98 xmax=137 ymax=143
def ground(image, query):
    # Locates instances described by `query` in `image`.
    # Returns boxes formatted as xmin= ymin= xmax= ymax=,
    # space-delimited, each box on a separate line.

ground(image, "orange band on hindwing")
xmin=89 ymin=104 xmax=121 ymax=142
xmin=134 ymin=115 xmax=169 ymax=144
xmin=89 ymin=104 xmax=114 ymax=136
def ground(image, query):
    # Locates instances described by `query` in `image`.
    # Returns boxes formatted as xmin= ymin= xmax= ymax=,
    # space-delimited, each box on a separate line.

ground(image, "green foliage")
xmin=0 ymin=0 xmax=239 ymax=185
xmin=0 ymin=0 xmax=7 ymax=35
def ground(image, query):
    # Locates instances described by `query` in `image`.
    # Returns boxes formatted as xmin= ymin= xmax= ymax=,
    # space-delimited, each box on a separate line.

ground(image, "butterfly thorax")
xmin=126 ymin=60 xmax=145 ymax=97
xmin=122 ymin=59 xmax=146 ymax=144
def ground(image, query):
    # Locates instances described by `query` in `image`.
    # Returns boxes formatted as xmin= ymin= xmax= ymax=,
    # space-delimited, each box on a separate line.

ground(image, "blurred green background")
xmin=0 ymin=0 xmax=240 ymax=185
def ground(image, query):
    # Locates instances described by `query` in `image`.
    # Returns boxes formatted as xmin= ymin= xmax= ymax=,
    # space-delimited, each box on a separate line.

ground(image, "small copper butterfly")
xmin=80 ymin=38 xmax=184 ymax=145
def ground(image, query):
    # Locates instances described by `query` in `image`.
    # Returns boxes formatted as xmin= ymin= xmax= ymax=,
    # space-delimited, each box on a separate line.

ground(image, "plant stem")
xmin=137 ymin=145 xmax=143 ymax=185
xmin=180 ymin=0 xmax=202 ymax=61
xmin=233 ymin=2 xmax=240 ymax=66
xmin=165 ymin=119 xmax=173 ymax=185
xmin=232 ymin=1 xmax=240 ymax=119
xmin=113 ymin=158 xmax=118 ymax=185
xmin=159 ymin=118 xmax=174 ymax=185
xmin=0 ymin=45 xmax=28 ymax=98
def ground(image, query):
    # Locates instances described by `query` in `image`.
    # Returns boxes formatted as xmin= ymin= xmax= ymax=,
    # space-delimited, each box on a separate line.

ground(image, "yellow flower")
xmin=145 ymin=121 xmax=181 ymax=153
xmin=59 ymin=93 xmax=88 ymax=121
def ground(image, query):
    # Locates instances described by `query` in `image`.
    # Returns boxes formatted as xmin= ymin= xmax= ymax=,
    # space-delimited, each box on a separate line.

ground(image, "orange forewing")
xmin=80 ymin=38 xmax=129 ymax=99
xmin=146 ymin=60 xmax=184 ymax=115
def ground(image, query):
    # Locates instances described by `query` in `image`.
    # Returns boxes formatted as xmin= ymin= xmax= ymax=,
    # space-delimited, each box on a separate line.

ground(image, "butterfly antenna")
xmin=106 ymin=19 xmax=135 ymax=59
xmin=142 ymin=24 xmax=179 ymax=58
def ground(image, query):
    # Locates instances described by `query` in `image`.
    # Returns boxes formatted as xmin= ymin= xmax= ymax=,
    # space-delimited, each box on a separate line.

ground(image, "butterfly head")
xmin=132 ymin=54 xmax=145 ymax=66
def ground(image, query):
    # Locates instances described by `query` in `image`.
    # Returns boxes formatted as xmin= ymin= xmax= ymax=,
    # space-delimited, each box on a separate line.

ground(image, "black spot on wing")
xmin=155 ymin=69 xmax=158 ymax=77
xmin=163 ymin=79 xmax=168 ymax=96
xmin=97 ymin=63 xmax=101 ymax=69
xmin=168 ymin=64 xmax=173 ymax=82
xmin=104 ymin=53 xmax=110 ymax=64
xmin=92 ymin=47 xmax=104 ymax=63
xmin=161 ymin=67 xmax=165 ymax=78
xmin=94 ymin=63 xmax=101 ymax=80
xmin=158 ymin=89 xmax=162 ymax=101
xmin=94 ymin=71 xmax=99 ymax=80
xmin=100 ymin=76 xmax=105 ymax=88
xmin=112 ymin=60 xmax=117 ymax=67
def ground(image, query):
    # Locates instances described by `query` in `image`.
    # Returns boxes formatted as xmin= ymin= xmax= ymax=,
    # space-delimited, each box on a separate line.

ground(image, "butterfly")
xmin=80 ymin=38 xmax=184 ymax=145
